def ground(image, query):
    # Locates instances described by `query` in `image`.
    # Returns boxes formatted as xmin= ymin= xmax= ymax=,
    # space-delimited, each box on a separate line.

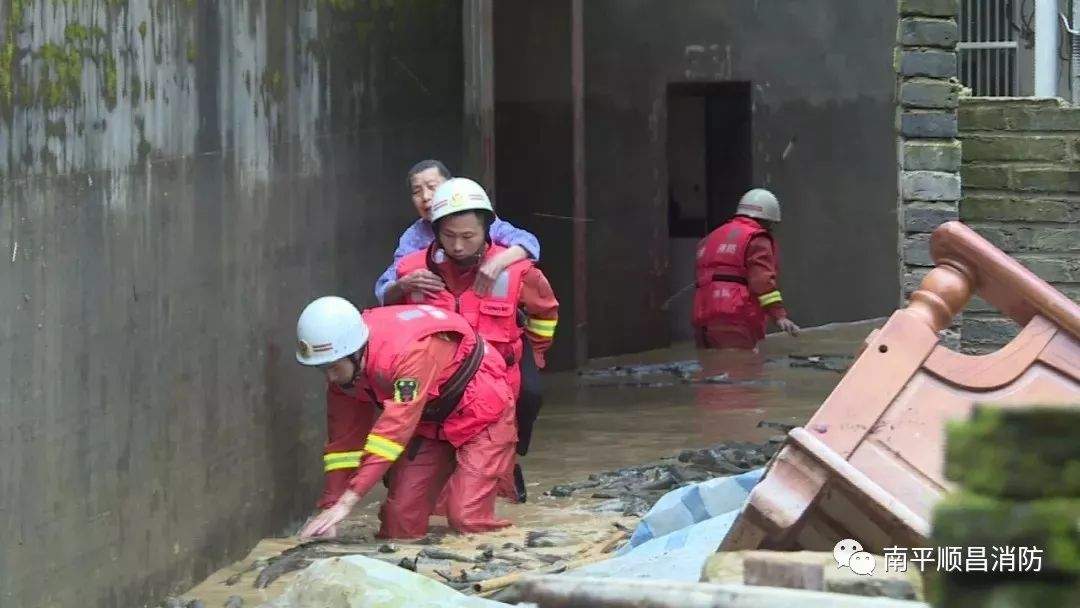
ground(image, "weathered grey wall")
xmin=583 ymin=0 xmax=900 ymax=357
xmin=0 ymin=1 xmax=463 ymax=607
xmin=492 ymin=0 xmax=576 ymax=370
xmin=959 ymin=96 xmax=1080 ymax=352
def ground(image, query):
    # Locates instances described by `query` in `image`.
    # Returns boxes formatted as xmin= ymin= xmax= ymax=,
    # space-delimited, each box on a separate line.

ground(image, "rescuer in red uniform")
xmin=390 ymin=177 xmax=559 ymax=502
xmin=295 ymin=297 xmax=516 ymax=539
xmin=692 ymin=189 xmax=801 ymax=350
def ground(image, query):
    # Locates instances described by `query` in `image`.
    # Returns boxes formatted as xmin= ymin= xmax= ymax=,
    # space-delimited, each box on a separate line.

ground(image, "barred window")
xmin=958 ymin=0 xmax=1021 ymax=96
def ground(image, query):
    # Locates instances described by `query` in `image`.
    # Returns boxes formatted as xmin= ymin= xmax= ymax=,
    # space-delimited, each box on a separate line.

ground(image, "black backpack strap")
xmin=420 ymin=333 xmax=485 ymax=423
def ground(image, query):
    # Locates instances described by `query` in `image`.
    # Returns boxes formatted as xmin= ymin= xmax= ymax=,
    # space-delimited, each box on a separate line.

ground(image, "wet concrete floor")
xmin=181 ymin=318 xmax=885 ymax=606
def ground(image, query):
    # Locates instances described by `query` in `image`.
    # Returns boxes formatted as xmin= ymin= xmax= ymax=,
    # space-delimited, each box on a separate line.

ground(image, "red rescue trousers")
xmin=377 ymin=394 xmax=518 ymax=538
xmin=696 ymin=322 xmax=764 ymax=350
xmin=438 ymin=356 xmax=522 ymax=509
xmin=495 ymin=357 xmax=523 ymax=502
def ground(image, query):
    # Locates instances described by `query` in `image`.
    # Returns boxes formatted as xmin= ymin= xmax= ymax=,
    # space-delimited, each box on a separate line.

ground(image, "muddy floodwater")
xmin=182 ymin=319 xmax=885 ymax=606
xmin=524 ymin=318 xmax=885 ymax=489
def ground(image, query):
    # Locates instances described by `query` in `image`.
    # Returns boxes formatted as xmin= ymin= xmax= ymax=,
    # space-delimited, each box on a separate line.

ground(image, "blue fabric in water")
xmin=624 ymin=467 xmax=763 ymax=551
xmin=571 ymin=468 xmax=764 ymax=582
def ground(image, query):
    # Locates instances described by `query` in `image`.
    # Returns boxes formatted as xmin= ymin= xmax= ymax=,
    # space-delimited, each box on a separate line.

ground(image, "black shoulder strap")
xmin=420 ymin=333 xmax=485 ymax=423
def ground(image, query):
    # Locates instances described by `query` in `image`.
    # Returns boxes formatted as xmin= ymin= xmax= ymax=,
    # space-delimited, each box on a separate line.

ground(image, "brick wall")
xmin=896 ymin=0 xmax=963 ymax=346
xmin=959 ymin=97 xmax=1080 ymax=352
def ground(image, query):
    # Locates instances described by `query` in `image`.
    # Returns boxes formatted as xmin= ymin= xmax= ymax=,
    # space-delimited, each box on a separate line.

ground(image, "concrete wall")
xmin=582 ymin=0 xmax=900 ymax=358
xmin=0 ymin=1 xmax=463 ymax=607
xmin=958 ymin=97 xmax=1080 ymax=352
xmin=492 ymin=0 xmax=577 ymax=370
xmin=668 ymin=238 xmax=698 ymax=342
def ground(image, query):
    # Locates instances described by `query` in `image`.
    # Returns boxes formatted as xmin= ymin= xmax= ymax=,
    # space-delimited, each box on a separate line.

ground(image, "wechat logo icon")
xmin=834 ymin=538 xmax=876 ymax=576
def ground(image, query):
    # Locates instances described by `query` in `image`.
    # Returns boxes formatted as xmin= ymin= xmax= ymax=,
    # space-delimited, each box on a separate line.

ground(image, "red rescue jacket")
xmin=397 ymin=244 xmax=529 ymax=367
xmin=692 ymin=216 xmax=775 ymax=335
xmin=361 ymin=305 xmax=508 ymax=446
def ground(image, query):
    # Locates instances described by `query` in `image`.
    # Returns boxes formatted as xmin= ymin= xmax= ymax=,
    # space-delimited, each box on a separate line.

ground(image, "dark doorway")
xmin=666 ymin=82 xmax=753 ymax=341
xmin=667 ymin=82 xmax=753 ymax=235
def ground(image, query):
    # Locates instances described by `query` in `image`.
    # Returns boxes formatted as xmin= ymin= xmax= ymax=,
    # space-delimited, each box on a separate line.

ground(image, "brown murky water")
xmin=523 ymin=318 xmax=884 ymax=488
xmin=182 ymin=319 xmax=885 ymax=606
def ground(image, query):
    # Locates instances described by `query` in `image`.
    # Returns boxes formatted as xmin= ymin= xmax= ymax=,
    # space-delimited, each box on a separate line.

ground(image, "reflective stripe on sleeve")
xmin=526 ymin=317 xmax=557 ymax=338
xmin=323 ymin=451 xmax=362 ymax=472
xmin=758 ymin=291 xmax=783 ymax=307
xmin=364 ymin=434 xmax=405 ymax=462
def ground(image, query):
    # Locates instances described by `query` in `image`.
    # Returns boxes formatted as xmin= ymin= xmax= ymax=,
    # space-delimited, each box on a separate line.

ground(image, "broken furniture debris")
xmin=721 ymin=222 xmax=1080 ymax=554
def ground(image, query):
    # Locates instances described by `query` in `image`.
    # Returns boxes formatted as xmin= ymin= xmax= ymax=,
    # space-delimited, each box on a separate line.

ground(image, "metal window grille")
xmin=958 ymin=0 xmax=1020 ymax=96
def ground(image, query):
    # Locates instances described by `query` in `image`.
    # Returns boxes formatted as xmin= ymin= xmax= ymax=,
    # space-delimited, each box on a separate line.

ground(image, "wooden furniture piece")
xmin=719 ymin=222 xmax=1080 ymax=553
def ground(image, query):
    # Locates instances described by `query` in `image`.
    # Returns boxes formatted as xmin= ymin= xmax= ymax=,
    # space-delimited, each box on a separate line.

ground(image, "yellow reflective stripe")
xmin=526 ymin=317 xmax=557 ymax=338
xmin=323 ymin=451 xmax=362 ymax=472
xmin=364 ymin=434 xmax=405 ymax=462
xmin=758 ymin=291 xmax=783 ymax=307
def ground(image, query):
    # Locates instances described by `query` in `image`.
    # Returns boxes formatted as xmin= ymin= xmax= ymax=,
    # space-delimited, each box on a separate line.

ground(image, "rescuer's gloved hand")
xmin=473 ymin=245 xmax=529 ymax=296
xmin=777 ymin=317 xmax=801 ymax=337
xmin=399 ymin=269 xmax=446 ymax=296
xmin=299 ymin=490 xmax=359 ymax=539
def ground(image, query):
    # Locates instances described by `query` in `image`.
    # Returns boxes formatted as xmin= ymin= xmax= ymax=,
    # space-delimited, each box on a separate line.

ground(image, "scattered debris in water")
xmin=198 ymin=425 xmax=794 ymax=601
xmin=578 ymin=373 xmax=785 ymax=389
xmin=784 ymin=354 xmax=853 ymax=373
xmin=577 ymin=360 xmax=703 ymax=379
xmin=525 ymin=530 xmax=578 ymax=548
xmin=547 ymin=436 xmax=782 ymax=514
xmin=398 ymin=556 xmax=417 ymax=571
xmin=254 ymin=555 xmax=308 ymax=589
xmin=577 ymin=353 xmax=851 ymax=389
xmin=223 ymin=559 xmax=266 ymax=586
xmin=418 ymin=547 xmax=477 ymax=563
xmin=756 ymin=420 xmax=796 ymax=433
xmin=576 ymin=352 xmax=814 ymax=389
xmin=247 ymin=538 xmax=399 ymax=589
xmin=179 ymin=432 xmax=786 ymax=603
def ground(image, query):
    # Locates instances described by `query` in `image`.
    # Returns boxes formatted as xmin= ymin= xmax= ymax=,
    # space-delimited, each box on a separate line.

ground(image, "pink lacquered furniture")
xmin=719 ymin=221 xmax=1080 ymax=553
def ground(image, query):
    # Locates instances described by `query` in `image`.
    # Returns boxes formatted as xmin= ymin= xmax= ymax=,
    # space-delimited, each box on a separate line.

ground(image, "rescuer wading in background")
xmin=692 ymin=188 xmax=801 ymax=349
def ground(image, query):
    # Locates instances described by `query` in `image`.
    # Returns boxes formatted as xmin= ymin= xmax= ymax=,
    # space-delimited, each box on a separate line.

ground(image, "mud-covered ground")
xmin=174 ymin=320 xmax=883 ymax=607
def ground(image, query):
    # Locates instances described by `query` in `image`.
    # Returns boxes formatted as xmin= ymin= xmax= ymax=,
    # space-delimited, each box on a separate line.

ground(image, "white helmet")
xmin=429 ymin=177 xmax=494 ymax=223
xmin=295 ymin=296 xmax=370 ymax=366
xmin=735 ymin=188 xmax=781 ymax=223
